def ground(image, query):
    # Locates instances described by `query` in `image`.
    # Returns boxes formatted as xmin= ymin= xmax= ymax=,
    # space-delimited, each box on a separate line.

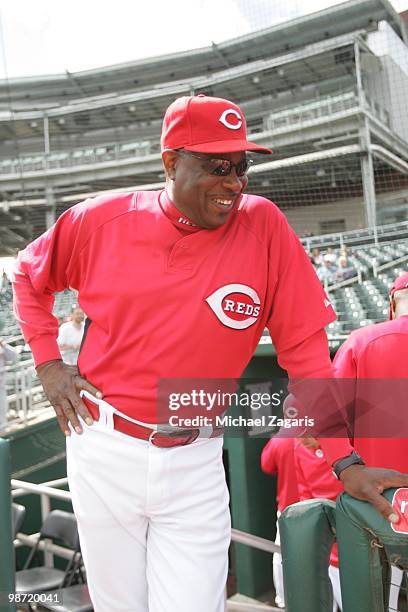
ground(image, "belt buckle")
xmin=180 ymin=429 xmax=200 ymax=445
xmin=149 ymin=428 xmax=200 ymax=447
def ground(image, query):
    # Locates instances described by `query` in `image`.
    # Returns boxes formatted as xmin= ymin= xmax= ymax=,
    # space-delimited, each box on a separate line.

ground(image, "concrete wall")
xmin=367 ymin=20 xmax=408 ymax=143
xmin=283 ymin=196 xmax=365 ymax=236
xmin=381 ymin=56 xmax=408 ymax=143
xmin=362 ymin=54 xmax=391 ymax=120
xmin=283 ymin=187 xmax=408 ymax=236
xmin=368 ymin=21 xmax=408 ymax=78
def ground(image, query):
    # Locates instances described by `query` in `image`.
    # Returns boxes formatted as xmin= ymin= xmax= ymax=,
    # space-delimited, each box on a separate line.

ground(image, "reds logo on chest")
xmin=206 ymin=283 xmax=261 ymax=330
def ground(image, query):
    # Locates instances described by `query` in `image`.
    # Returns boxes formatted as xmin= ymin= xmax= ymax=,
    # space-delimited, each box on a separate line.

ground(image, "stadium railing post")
xmin=0 ymin=438 xmax=16 ymax=612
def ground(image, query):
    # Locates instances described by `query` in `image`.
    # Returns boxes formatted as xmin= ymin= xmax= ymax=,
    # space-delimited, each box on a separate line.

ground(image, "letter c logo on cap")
xmin=219 ymin=109 xmax=242 ymax=130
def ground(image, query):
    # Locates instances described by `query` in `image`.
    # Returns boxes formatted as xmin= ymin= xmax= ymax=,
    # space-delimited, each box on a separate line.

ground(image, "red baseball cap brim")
xmin=184 ymin=139 xmax=272 ymax=154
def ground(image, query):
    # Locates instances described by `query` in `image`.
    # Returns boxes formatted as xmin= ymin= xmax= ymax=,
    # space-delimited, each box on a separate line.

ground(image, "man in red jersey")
xmin=12 ymin=95 xmax=408 ymax=611
xmin=333 ymin=271 xmax=408 ymax=471
xmin=331 ymin=271 xmax=408 ymax=610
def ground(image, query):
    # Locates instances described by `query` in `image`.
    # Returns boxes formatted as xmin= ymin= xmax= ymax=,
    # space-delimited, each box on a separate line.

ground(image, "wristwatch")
xmin=333 ymin=451 xmax=365 ymax=480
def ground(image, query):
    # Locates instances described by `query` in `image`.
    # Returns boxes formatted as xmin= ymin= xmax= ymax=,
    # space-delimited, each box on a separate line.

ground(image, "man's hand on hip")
xmin=36 ymin=360 xmax=102 ymax=436
xmin=339 ymin=464 xmax=408 ymax=524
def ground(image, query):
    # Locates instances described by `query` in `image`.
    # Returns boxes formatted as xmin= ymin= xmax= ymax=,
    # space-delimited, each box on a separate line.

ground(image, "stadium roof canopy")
xmin=0 ymin=0 xmax=405 ymax=111
xmin=0 ymin=32 xmax=367 ymax=133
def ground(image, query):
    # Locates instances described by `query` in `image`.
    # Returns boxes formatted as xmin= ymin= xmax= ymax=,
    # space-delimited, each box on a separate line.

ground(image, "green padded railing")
xmin=0 ymin=438 xmax=16 ymax=612
xmin=279 ymin=490 xmax=408 ymax=612
xmin=279 ymin=498 xmax=337 ymax=612
xmin=337 ymin=489 xmax=408 ymax=612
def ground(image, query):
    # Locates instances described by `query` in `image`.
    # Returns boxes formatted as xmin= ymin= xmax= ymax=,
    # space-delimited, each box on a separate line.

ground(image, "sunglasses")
xmin=177 ymin=150 xmax=253 ymax=177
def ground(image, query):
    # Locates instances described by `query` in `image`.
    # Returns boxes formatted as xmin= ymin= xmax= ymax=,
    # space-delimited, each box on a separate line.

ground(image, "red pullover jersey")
xmin=333 ymin=316 xmax=408 ymax=472
xmin=13 ymin=190 xmax=336 ymax=422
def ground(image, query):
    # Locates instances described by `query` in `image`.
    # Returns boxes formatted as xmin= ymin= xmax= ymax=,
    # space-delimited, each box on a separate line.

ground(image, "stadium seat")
xmin=15 ymin=510 xmax=81 ymax=596
xmin=12 ymin=503 xmax=26 ymax=539
xmin=40 ymin=583 xmax=93 ymax=612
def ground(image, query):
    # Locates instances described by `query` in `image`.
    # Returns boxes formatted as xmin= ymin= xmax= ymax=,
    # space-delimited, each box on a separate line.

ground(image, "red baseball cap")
xmin=161 ymin=94 xmax=272 ymax=154
xmin=389 ymin=271 xmax=408 ymax=319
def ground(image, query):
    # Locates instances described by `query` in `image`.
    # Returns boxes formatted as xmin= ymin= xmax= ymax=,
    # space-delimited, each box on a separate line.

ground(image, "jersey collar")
xmin=159 ymin=190 xmax=201 ymax=233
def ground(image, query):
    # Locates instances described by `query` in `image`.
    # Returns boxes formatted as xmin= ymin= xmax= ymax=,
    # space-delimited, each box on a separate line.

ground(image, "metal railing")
xmin=302 ymin=220 xmax=408 ymax=251
xmin=0 ymin=140 xmax=156 ymax=176
xmin=265 ymin=90 xmax=360 ymax=132
xmin=264 ymin=90 xmax=390 ymax=133
xmin=11 ymin=477 xmax=72 ymax=568
xmin=325 ymin=252 xmax=408 ymax=294
xmin=9 ymin=477 xmax=281 ymax=611
xmin=372 ymin=253 xmax=408 ymax=278
xmin=0 ymin=89 xmax=392 ymax=178
xmin=4 ymin=358 xmax=50 ymax=430
xmin=324 ymin=268 xmax=362 ymax=294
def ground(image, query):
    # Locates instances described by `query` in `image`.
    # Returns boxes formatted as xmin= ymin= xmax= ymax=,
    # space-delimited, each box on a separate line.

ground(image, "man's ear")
xmin=241 ymin=175 xmax=249 ymax=191
xmin=162 ymin=150 xmax=179 ymax=180
xmin=390 ymin=297 xmax=396 ymax=319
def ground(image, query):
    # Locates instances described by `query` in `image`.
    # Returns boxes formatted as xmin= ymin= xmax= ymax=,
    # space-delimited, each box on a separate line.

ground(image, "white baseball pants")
xmin=66 ymin=419 xmax=230 ymax=612
xmin=389 ymin=566 xmax=403 ymax=612
xmin=328 ymin=565 xmax=342 ymax=611
xmin=272 ymin=517 xmax=285 ymax=608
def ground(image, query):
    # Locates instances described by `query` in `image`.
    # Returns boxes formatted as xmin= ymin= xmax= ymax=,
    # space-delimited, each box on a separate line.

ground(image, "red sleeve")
xmin=261 ymin=438 xmax=279 ymax=474
xmin=277 ymin=329 xmax=354 ymax=464
xmin=266 ymin=213 xmax=336 ymax=354
xmin=318 ymin=438 xmax=353 ymax=466
xmin=333 ymin=337 xmax=358 ymax=378
xmin=317 ymin=339 xmax=359 ymax=465
xmin=12 ymin=202 xmax=88 ymax=367
xmin=276 ymin=328 xmax=333 ymax=379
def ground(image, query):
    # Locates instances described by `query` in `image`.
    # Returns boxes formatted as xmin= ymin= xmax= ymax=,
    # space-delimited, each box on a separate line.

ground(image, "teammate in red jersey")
xmin=331 ymin=271 xmax=408 ymax=611
xmin=333 ymin=271 xmax=408 ymax=471
xmin=12 ymin=95 xmax=408 ymax=611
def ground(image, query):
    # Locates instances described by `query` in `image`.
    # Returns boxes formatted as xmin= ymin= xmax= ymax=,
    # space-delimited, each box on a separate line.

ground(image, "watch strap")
xmin=333 ymin=450 xmax=365 ymax=479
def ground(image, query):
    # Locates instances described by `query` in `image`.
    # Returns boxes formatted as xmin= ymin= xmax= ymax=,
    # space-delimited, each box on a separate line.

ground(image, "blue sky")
xmin=0 ymin=0 xmax=407 ymax=79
